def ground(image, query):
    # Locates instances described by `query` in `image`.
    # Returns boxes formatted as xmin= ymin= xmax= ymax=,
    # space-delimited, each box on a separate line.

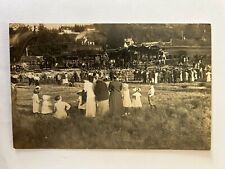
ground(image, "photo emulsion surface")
xmin=10 ymin=23 xmax=211 ymax=149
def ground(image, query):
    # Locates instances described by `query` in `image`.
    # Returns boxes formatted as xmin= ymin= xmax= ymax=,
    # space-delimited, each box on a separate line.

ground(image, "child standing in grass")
xmin=41 ymin=95 xmax=53 ymax=114
xmin=131 ymin=87 xmax=142 ymax=111
xmin=148 ymin=84 xmax=156 ymax=109
xmin=122 ymin=83 xmax=132 ymax=116
xmin=54 ymin=95 xmax=71 ymax=119
xmin=77 ymin=90 xmax=86 ymax=116
xmin=32 ymin=88 xmax=40 ymax=114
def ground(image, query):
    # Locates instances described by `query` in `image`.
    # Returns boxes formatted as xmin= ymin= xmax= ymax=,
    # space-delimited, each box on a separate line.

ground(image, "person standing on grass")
xmin=154 ymin=70 xmax=159 ymax=84
xmin=148 ymin=84 xmax=156 ymax=109
xmin=122 ymin=83 xmax=132 ymax=116
xmin=108 ymin=76 xmax=123 ymax=116
xmin=206 ymin=71 xmax=211 ymax=82
xmin=11 ymin=83 xmax=17 ymax=112
xmin=185 ymin=70 xmax=189 ymax=82
xmin=191 ymin=69 xmax=195 ymax=82
xmin=83 ymin=78 xmax=96 ymax=117
xmin=94 ymin=77 xmax=109 ymax=116
xmin=41 ymin=95 xmax=53 ymax=114
xmin=77 ymin=90 xmax=86 ymax=116
xmin=53 ymin=95 xmax=71 ymax=119
xmin=55 ymin=73 xmax=62 ymax=85
xmin=131 ymin=87 xmax=142 ymax=112
xmin=32 ymin=87 xmax=40 ymax=114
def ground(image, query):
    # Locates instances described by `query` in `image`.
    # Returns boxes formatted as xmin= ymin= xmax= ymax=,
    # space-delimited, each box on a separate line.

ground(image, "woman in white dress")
xmin=180 ymin=70 xmax=183 ymax=82
xmin=154 ymin=71 xmax=159 ymax=84
xmin=32 ymin=89 xmax=40 ymax=114
xmin=83 ymin=80 xmax=96 ymax=117
xmin=54 ymin=95 xmax=71 ymax=119
xmin=122 ymin=83 xmax=132 ymax=115
xmin=191 ymin=69 xmax=195 ymax=82
xmin=185 ymin=71 xmax=189 ymax=82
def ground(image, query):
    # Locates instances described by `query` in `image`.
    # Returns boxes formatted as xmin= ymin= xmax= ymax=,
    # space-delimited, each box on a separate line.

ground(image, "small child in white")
xmin=54 ymin=95 xmax=71 ymax=119
xmin=148 ymin=84 xmax=156 ymax=109
xmin=77 ymin=90 xmax=86 ymax=116
xmin=122 ymin=83 xmax=132 ymax=116
xmin=41 ymin=95 xmax=53 ymax=114
xmin=32 ymin=88 xmax=40 ymax=114
xmin=131 ymin=87 xmax=142 ymax=111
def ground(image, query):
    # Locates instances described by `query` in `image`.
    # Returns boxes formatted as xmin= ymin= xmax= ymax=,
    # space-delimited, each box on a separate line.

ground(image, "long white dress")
xmin=131 ymin=92 xmax=142 ymax=108
xmin=54 ymin=100 xmax=71 ymax=119
xmin=180 ymin=71 xmax=183 ymax=82
xmin=32 ymin=94 xmax=40 ymax=113
xmin=84 ymin=80 xmax=96 ymax=117
xmin=122 ymin=83 xmax=132 ymax=108
xmin=191 ymin=71 xmax=195 ymax=82
xmin=154 ymin=72 xmax=158 ymax=84
xmin=185 ymin=72 xmax=189 ymax=81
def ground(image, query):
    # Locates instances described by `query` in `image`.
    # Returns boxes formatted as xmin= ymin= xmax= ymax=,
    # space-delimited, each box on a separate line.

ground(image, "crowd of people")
xmin=30 ymin=76 xmax=156 ymax=119
xmin=11 ymin=54 xmax=211 ymax=119
xmin=11 ymin=62 xmax=211 ymax=87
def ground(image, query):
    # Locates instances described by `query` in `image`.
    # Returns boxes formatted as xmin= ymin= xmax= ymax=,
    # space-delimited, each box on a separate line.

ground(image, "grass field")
xmin=12 ymin=82 xmax=211 ymax=149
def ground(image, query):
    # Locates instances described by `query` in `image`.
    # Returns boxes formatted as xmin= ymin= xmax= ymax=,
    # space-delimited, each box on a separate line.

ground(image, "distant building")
xmin=86 ymin=28 xmax=96 ymax=31
xmin=59 ymin=26 xmax=81 ymax=35
xmin=142 ymin=39 xmax=173 ymax=47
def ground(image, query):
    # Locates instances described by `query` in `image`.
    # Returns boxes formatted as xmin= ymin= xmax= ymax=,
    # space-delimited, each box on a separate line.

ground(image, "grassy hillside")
xmin=12 ymin=82 xmax=211 ymax=149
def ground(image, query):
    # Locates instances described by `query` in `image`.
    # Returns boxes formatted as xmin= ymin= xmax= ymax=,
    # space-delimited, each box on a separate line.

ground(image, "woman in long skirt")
xmin=84 ymin=79 xmax=96 ymax=117
xmin=108 ymin=77 xmax=123 ymax=116
xmin=32 ymin=88 xmax=40 ymax=114
xmin=94 ymin=78 xmax=109 ymax=116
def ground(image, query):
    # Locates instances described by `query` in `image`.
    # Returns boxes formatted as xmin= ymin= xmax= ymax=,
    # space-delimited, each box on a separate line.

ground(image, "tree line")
xmin=10 ymin=23 xmax=211 ymax=57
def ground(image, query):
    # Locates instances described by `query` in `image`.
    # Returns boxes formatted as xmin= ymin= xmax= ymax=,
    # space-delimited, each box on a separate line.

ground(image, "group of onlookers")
xmin=11 ymin=64 xmax=211 ymax=89
xmin=30 ymin=76 xmax=156 ymax=119
xmin=133 ymin=66 xmax=211 ymax=84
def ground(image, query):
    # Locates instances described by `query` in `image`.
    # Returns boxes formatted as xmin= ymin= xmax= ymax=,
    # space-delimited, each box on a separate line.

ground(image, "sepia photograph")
xmin=10 ymin=23 xmax=211 ymax=149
